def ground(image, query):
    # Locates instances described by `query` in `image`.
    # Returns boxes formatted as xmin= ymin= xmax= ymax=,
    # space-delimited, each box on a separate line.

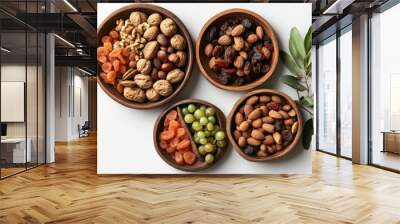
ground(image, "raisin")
xmin=217 ymin=73 xmax=232 ymax=85
xmin=243 ymin=145 xmax=258 ymax=155
xmin=214 ymin=58 xmax=231 ymax=69
xmin=220 ymin=22 xmax=230 ymax=31
xmin=223 ymin=46 xmax=236 ymax=62
xmin=221 ymin=68 xmax=236 ymax=75
xmin=282 ymin=130 xmax=293 ymax=142
xmin=241 ymin=18 xmax=253 ymax=29
xmin=267 ymin=102 xmax=282 ymax=111
xmin=234 ymin=77 xmax=246 ymax=86
xmin=212 ymin=45 xmax=223 ymax=57
xmin=243 ymin=61 xmax=252 ymax=76
xmin=252 ymin=63 xmax=262 ymax=75
xmin=207 ymin=26 xmax=217 ymax=42
xmin=261 ymin=64 xmax=270 ymax=74
xmin=275 ymin=120 xmax=283 ymax=132
xmin=251 ymin=51 xmax=263 ymax=64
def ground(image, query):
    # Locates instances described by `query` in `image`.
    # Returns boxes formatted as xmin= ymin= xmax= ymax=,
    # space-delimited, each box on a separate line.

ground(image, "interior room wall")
xmin=54 ymin=67 xmax=89 ymax=141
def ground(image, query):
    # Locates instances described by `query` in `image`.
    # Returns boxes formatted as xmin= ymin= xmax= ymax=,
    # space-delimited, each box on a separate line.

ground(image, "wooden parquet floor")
xmin=1 ymin=135 xmax=400 ymax=224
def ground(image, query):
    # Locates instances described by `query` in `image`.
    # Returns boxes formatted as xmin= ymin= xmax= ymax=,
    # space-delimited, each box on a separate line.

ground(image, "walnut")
xmin=134 ymin=74 xmax=153 ymax=89
xmin=147 ymin=13 xmax=162 ymax=26
xmin=142 ymin=41 xmax=159 ymax=60
xmin=136 ymin=59 xmax=152 ymax=75
xmin=129 ymin=11 xmax=148 ymax=27
xmin=160 ymin=18 xmax=177 ymax=37
xmin=153 ymin=80 xmax=173 ymax=96
xmin=143 ymin=26 xmax=159 ymax=41
xmin=145 ymin=88 xmax=160 ymax=102
xmin=170 ymin=34 xmax=186 ymax=50
xmin=124 ymin=87 xmax=145 ymax=102
xmin=176 ymin=51 xmax=187 ymax=67
xmin=166 ymin=69 xmax=185 ymax=84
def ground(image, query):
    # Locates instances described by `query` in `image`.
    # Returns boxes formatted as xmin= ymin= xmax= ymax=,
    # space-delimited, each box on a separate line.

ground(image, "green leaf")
xmin=289 ymin=27 xmax=306 ymax=63
xmin=302 ymin=118 xmax=314 ymax=149
xmin=280 ymin=50 xmax=304 ymax=77
xmin=300 ymin=96 xmax=314 ymax=107
xmin=305 ymin=50 xmax=312 ymax=68
xmin=304 ymin=26 xmax=312 ymax=53
xmin=280 ymin=75 xmax=307 ymax=91
xmin=289 ymin=39 xmax=304 ymax=69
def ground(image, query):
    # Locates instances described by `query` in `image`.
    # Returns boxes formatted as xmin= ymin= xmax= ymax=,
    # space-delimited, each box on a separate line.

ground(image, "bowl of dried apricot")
xmin=97 ymin=3 xmax=193 ymax=109
xmin=153 ymin=99 xmax=228 ymax=171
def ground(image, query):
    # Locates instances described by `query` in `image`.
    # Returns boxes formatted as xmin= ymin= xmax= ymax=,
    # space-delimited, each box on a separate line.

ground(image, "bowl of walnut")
xmin=196 ymin=8 xmax=279 ymax=91
xmin=97 ymin=3 xmax=194 ymax=109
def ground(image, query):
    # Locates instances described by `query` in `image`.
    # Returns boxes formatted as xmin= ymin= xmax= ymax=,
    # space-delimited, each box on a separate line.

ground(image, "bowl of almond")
xmin=196 ymin=8 xmax=279 ymax=91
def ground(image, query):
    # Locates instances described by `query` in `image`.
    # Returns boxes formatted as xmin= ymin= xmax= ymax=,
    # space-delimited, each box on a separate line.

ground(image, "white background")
xmin=97 ymin=3 xmax=312 ymax=174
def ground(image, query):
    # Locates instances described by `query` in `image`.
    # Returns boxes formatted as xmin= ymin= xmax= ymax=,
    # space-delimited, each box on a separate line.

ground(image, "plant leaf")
xmin=290 ymin=27 xmax=306 ymax=63
xmin=304 ymin=26 xmax=312 ymax=53
xmin=300 ymin=96 xmax=314 ymax=107
xmin=302 ymin=118 xmax=314 ymax=149
xmin=280 ymin=75 xmax=307 ymax=91
xmin=289 ymin=39 xmax=304 ymax=69
xmin=280 ymin=50 xmax=303 ymax=77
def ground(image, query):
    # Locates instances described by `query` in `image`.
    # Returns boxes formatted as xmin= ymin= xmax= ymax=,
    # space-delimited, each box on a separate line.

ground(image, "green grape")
xmin=182 ymin=107 xmax=189 ymax=115
xmin=199 ymin=138 xmax=208 ymax=145
xmin=215 ymin=131 xmax=225 ymax=141
xmin=192 ymin=121 xmax=202 ymax=131
xmin=199 ymin=117 xmax=208 ymax=125
xmin=205 ymin=153 xmax=215 ymax=164
xmin=184 ymin=114 xmax=195 ymax=124
xmin=197 ymin=131 xmax=206 ymax=139
xmin=214 ymin=125 xmax=220 ymax=131
xmin=204 ymin=130 xmax=210 ymax=137
xmin=194 ymin=136 xmax=200 ymax=144
xmin=194 ymin=109 xmax=205 ymax=120
xmin=206 ymin=123 xmax=214 ymax=131
xmin=188 ymin=104 xmax=196 ymax=113
xmin=205 ymin=107 xmax=215 ymax=116
xmin=205 ymin=143 xmax=216 ymax=153
xmin=200 ymin=106 xmax=206 ymax=112
xmin=207 ymin=116 xmax=216 ymax=124
xmin=216 ymin=140 xmax=226 ymax=148
xmin=198 ymin=146 xmax=207 ymax=156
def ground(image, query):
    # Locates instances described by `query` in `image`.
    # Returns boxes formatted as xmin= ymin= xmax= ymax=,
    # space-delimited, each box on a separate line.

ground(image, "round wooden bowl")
xmin=97 ymin=3 xmax=194 ymax=109
xmin=153 ymin=99 xmax=228 ymax=171
xmin=196 ymin=8 xmax=279 ymax=91
xmin=227 ymin=89 xmax=303 ymax=162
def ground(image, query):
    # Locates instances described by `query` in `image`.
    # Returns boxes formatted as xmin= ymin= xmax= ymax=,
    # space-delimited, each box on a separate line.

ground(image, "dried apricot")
xmin=97 ymin=47 xmax=108 ymax=56
xmin=159 ymin=141 xmax=168 ymax=150
xmin=168 ymin=120 xmax=180 ymax=131
xmin=109 ymin=48 xmax=121 ymax=58
xmin=102 ymin=62 xmax=112 ymax=73
xmin=175 ymin=152 xmax=184 ymax=165
xmin=105 ymin=71 xmax=117 ymax=84
xmin=119 ymin=65 xmax=127 ymax=74
xmin=176 ymin=139 xmax=191 ymax=151
xmin=176 ymin=128 xmax=186 ymax=138
xmin=166 ymin=110 xmax=178 ymax=121
xmin=170 ymin=137 xmax=180 ymax=149
xmin=109 ymin=30 xmax=119 ymax=40
xmin=183 ymin=151 xmax=196 ymax=165
xmin=113 ymin=60 xmax=120 ymax=72
xmin=166 ymin=147 xmax=175 ymax=154
xmin=116 ymin=83 xmax=124 ymax=94
xmin=101 ymin=35 xmax=112 ymax=43
xmin=122 ymin=48 xmax=130 ymax=57
xmin=160 ymin=130 xmax=175 ymax=141
xmin=97 ymin=55 xmax=108 ymax=63
xmin=104 ymin=41 xmax=113 ymax=52
xmin=118 ymin=54 xmax=127 ymax=64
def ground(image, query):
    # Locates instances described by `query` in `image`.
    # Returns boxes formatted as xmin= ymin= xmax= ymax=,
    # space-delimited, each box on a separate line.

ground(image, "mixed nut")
xmin=203 ymin=17 xmax=274 ymax=86
xmin=231 ymin=93 xmax=299 ymax=158
xmin=97 ymin=10 xmax=189 ymax=103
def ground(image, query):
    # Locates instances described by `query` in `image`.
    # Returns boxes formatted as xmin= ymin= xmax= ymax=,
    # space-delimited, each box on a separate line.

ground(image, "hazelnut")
xmin=166 ymin=68 xmax=185 ymax=84
xmin=161 ymin=62 xmax=174 ymax=72
xmin=157 ymin=50 xmax=168 ymax=62
xmin=143 ymin=41 xmax=159 ymax=60
xmin=157 ymin=70 xmax=166 ymax=80
xmin=153 ymin=80 xmax=173 ymax=96
xmin=134 ymin=74 xmax=153 ymax=89
xmin=156 ymin=33 xmax=169 ymax=46
xmin=147 ymin=13 xmax=162 ymax=26
xmin=160 ymin=18 xmax=177 ymax=37
xmin=143 ymin=26 xmax=159 ymax=41
xmin=124 ymin=87 xmax=145 ymax=102
xmin=168 ymin=53 xmax=179 ymax=64
xmin=176 ymin=51 xmax=187 ymax=67
xmin=129 ymin=11 xmax=147 ymax=26
xmin=145 ymin=88 xmax=160 ymax=102
xmin=170 ymin=34 xmax=186 ymax=50
xmin=136 ymin=59 xmax=152 ymax=75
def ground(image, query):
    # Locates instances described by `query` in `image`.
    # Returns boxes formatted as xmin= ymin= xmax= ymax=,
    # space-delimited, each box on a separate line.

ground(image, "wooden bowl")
xmin=227 ymin=89 xmax=303 ymax=162
xmin=97 ymin=3 xmax=194 ymax=109
xmin=196 ymin=8 xmax=279 ymax=91
xmin=153 ymin=99 xmax=228 ymax=171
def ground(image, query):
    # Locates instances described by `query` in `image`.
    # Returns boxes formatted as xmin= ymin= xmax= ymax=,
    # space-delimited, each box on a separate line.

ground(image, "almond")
xmin=233 ymin=37 xmax=244 ymax=51
xmin=292 ymin=121 xmax=299 ymax=135
xmin=244 ymin=105 xmax=253 ymax=117
xmin=238 ymin=121 xmax=250 ymax=132
xmin=256 ymin=26 xmax=264 ymax=39
xmin=263 ymin=135 xmax=274 ymax=145
xmin=251 ymin=129 xmax=265 ymax=140
xmin=257 ymin=150 xmax=267 ymax=157
xmin=234 ymin=130 xmax=241 ymax=140
xmin=247 ymin=137 xmax=261 ymax=146
xmin=273 ymin=132 xmax=282 ymax=144
xmin=262 ymin=116 xmax=275 ymax=124
xmin=231 ymin=24 xmax=245 ymax=36
xmin=260 ymin=105 xmax=268 ymax=115
xmin=262 ymin=123 xmax=275 ymax=133
xmin=267 ymin=145 xmax=276 ymax=154
xmin=259 ymin=95 xmax=271 ymax=103
xmin=218 ymin=35 xmax=231 ymax=45
xmin=288 ymin=109 xmax=297 ymax=117
xmin=276 ymin=144 xmax=283 ymax=151
xmin=238 ymin=136 xmax=247 ymax=147
xmin=271 ymin=95 xmax=282 ymax=103
xmin=279 ymin=110 xmax=289 ymax=119
xmin=245 ymin=96 xmax=259 ymax=106
xmin=235 ymin=112 xmax=244 ymax=125
xmin=247 ymin=34 xmax=258 ymax=44
xmin=282 ymin=104 xmax=291 ymax=111
xmin=252 ymin=118 xmax=262 ymax=128
xmin=248 ymin=108 xmax=262 ymax=120
xmin=269 ymin=110 xmax=283 ymax=119
xmin=284 ymin=118 xmax=294 ymax=126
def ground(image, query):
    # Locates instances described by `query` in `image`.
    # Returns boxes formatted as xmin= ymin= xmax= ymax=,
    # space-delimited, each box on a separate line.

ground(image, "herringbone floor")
xmin=0 ymin=135 xmax=400 ymax=224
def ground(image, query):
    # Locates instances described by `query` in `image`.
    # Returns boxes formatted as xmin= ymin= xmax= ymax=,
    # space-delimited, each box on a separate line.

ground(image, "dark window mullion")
xmin=336 ymin=28 xmax=341 ymax=157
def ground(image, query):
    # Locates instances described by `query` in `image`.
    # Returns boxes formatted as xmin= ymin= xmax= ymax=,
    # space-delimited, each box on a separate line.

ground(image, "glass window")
xmin=339 ymin=28 xmax=352 ymax=158
xmin=317 ymin=36 xmax=337 ymax=154
xmin=370 ymin=3 xmax=400 ymax=171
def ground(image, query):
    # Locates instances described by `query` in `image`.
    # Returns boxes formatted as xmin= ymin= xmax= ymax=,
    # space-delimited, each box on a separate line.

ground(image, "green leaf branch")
xmin=280 ymin=26 xmax=314 ymax=149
